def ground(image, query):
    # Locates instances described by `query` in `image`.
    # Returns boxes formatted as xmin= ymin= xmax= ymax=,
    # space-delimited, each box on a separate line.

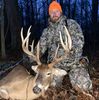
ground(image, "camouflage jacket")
xmin=39 ymin=15 xmax=84 ymax=71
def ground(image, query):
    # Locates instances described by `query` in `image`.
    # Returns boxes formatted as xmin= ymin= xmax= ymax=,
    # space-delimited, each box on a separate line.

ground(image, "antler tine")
xmin=53 ymin=44 xmax=59 ymax=60
xmin=59 ymin=31 xmax=69 ymax=51
xmin=21 ymin=27 xmax=24 ymax=42
xmin=26 ymin=26 xmax=32 ymax=50
xmin=36 ymin=42 xmax=41 ymax=64
xmin=30 ymin=40 xmax=34 ymax=53
xmin=21 ymin=26 xmax=31 ymax=54
xmin=21 ymin=26 xmax=41 ymax=65
xmin=30 ymin=40 xmax=41 ymax=65
xmin=64 ymin=26 xmax=72 ymax=50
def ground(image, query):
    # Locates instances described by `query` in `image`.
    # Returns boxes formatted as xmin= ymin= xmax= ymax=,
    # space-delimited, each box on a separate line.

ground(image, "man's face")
xmin=49 ymin=9 xmax=61 ymax=23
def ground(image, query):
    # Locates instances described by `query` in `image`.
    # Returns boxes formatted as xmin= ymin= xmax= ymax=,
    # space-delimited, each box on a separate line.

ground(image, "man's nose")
xmin=51 ymin=11 xmax=57 ymax=16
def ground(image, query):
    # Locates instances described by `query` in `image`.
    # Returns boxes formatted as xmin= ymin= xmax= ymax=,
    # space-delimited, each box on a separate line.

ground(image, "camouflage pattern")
xmin=39 ymin=15 xmax=92 ymax=91
xmin=69 ymin=57 xmax=92 ymax=91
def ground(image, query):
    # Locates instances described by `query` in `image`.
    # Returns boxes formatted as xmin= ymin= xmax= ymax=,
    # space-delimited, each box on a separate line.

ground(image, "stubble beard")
xmin=51 ymin=16 xmax=60 ymax=23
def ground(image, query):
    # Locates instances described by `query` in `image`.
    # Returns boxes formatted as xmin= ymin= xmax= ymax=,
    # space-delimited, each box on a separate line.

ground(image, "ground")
xmin=35 ymin=69 xmax=99 ymax=100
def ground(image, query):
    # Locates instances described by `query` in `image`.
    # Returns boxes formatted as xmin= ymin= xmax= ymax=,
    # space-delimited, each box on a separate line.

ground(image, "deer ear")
xmin=53 ymin=68 xmax=67 ymax=76
xmin=31 ymin=65 xmax=38 ymax=72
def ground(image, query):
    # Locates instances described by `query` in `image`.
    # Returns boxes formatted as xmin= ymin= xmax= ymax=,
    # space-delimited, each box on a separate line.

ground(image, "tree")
xmin=4 ymin=0 xmax=21 ymax=51
xmin=30 ymin=0 xmax=35 ymax=25
xmin=91 ymin=0 xmax=98 ymax=51
xmin=71 ymin=0 xmax=77 ymax=19
xmin=92 ymin=0 xmax=98 ymax=27
xmin=68 ymin=0 xmax=71 ymax=18
xmin=0 ymin=0 xmax=6 ymax=59
xmin=80 ymin=0 xmax=84 ymax=27
xmin=25 ymin=0 xmax=30 ymax=26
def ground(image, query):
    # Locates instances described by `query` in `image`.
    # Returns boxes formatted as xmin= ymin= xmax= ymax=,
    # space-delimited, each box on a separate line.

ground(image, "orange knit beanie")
xmin=49 ymin=0 xmax=62 ymax=15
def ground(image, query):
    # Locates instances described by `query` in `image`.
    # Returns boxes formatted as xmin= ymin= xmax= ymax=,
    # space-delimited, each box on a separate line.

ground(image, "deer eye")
xmin=47 ymin=72 xmax=51 ymax=76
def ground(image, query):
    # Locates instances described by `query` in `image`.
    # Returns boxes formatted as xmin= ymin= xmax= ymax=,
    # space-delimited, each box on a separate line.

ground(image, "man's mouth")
xmin=53 ymin=16 xmax=58 ymax=18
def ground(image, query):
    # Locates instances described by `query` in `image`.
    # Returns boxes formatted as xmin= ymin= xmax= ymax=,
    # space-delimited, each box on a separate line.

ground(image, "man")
xmin=39 ymin=0 xmax=92 ymax=93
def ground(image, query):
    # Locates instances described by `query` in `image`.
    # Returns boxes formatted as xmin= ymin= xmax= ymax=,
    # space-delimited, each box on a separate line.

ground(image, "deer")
xmin=0 ymin=25 xmax=72 ymax=100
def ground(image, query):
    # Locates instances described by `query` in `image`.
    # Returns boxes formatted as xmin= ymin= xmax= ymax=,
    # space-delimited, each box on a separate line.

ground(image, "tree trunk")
xmin=80 ymin=0 xmax=84 ymax=27
xmin=34 ymin=0 xmax=38 ymax=21
xmin=30 ymin=0 xmax=35 ymax=25
xmin=85 ymin=1 xmax=88 ymax=33
xmin=0 ymin=0 xmax=6 ymax=59
xmin=4 ymin=0 xmax=21 ymax=51
xmin=25 ymin=0 xmax=30 ymax=26
xmin=92 ymin=0 xmax=98 ymax=26
xmin=91 ymin=0 xmax=98 ymax=52
xmin=68 ymin=0 xmax=71 ymax=18
xmin=72 ymin=0 xmax=77 ymax=19
xmin=60 ymin=0 xmax=63 ymax=10
xmin=42 ymin=1 xmax=47 ymax=27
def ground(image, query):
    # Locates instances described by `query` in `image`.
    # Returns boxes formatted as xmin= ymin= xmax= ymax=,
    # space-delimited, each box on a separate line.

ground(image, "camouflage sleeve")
xmin=67 ymin=19 xmax=84 ymax=60
xmin=39 ymin=28 xmax=48 ymax=55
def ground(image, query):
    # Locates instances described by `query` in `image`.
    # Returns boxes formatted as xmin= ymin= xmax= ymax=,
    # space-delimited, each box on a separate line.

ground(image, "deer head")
xmin=21 ymin=25 xmax=72 ymax=94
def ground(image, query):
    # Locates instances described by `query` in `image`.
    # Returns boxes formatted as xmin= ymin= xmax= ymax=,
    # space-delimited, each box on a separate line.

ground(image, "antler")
xmin=60 ymin=26 xmax=72 ymax=51
xmin=48 ymin=26 xmax=72 ymax=67
xmin=21 ymin=26 xmax=41 ymax=65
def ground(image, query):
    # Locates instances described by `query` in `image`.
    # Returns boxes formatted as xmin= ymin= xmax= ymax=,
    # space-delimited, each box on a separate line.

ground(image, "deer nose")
xmin=33 ymin=85 xmax=42 ymax=94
